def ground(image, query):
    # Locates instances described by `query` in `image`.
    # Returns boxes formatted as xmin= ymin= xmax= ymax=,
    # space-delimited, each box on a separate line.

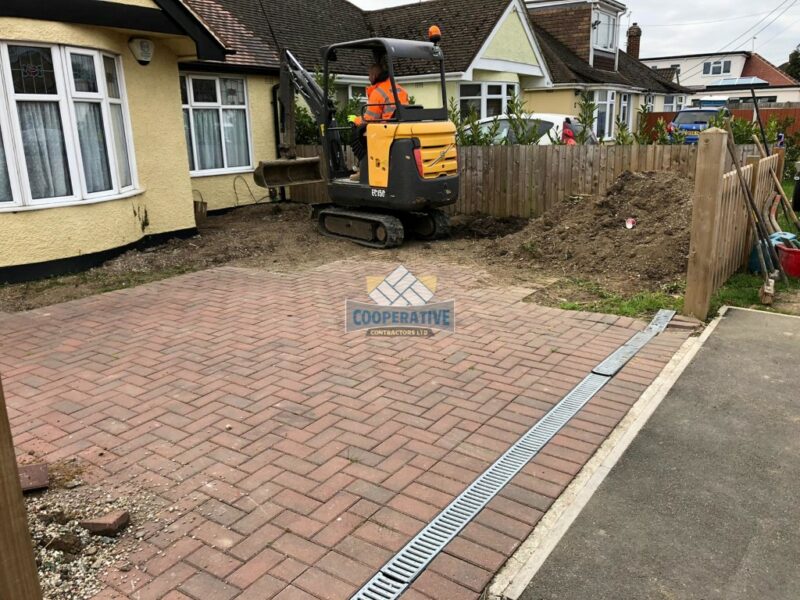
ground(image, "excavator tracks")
xmin=409 ymin=209 xmax=450 ymax=240
xmin=318 ymin=207 xmax=405 ymax=249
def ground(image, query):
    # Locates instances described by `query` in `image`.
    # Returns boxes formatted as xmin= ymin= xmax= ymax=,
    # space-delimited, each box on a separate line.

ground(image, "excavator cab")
xmin=254 ymin=28 xmax=459 ymax=248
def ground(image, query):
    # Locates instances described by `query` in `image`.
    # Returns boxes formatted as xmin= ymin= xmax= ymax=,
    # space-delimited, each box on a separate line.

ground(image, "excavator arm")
xmin=254 ymin=49 xmax=337 ymax=189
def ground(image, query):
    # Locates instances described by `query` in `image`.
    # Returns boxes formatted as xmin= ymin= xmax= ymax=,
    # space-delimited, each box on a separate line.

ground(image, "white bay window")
xmin=0 ymin=42 xmax=136 ymax=209
xmin=459 ymin=82 xmax=518 ymax=120
xmin=594 ymin=89 xmax=616 ymax=140
xmin=664 ymin=95 xmax=686 ymax=112
xmin=181 ymin=74 xmax=251 ymax=175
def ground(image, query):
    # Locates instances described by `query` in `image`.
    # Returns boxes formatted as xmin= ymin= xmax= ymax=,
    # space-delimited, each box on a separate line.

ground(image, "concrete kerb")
xmin=486 ymin=307 xmax=731 ymax=600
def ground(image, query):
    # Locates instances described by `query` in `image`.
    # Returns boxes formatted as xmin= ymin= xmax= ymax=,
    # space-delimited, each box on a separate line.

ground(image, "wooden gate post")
xmin=0 ymin=376 xmax=42 ymax=600
xmin=684 ymin=128 xmax=728 ymax=320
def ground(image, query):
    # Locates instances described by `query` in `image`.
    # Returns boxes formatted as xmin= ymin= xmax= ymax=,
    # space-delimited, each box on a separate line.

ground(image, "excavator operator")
xmin=350 ymin=62 xmax=409 ymax=126
xmin=347 ymin=61 xmax=409 ymax=180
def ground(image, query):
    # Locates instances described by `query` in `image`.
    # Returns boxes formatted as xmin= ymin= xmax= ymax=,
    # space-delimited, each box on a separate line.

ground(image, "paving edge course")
xmin=487 ymin=307 xmax=730 ymax=600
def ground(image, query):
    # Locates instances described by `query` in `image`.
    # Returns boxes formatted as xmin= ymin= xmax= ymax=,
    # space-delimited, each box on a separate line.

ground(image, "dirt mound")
xmin=490 ymin=171 xmax=695 ymax=289
xmin=450 ymin=215 xmax=529 ymax=239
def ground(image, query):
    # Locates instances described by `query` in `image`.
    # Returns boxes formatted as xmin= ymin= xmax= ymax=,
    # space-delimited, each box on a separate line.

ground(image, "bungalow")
xmin=0 ymin=0 xmax=228 ymax=280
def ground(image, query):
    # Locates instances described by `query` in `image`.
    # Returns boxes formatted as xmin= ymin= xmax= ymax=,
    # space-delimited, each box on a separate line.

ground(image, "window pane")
xmin=183 ymin=109 xmax=194 ymax=171
xmin=597 ymin=105 xmax=608 ymax=139
xmin=17 ymin=101 xmax=72 ymax=198
xmin=221 ymin=78 xmax=245 ymax=105
xmin=0 ymin=130 xmax=11 ymax=202
xmin=192 ymin=78 xmax=217 ymax=103
xmin=703 ymin=63 xmax=711 ymax=75
xmin=222 ymin=109 xmax=249 ymax=167
xmin=193 ymin=109 xmax=223 ymax=170
xmin=9 ymin=46 xmax=58 ymax=95
xmin=75 ymin=103 xmax=112 ymax=193
xmin=486 ymin=98 xmax=503 ymax=117
xmin=460 ymin=84 xmax=481 ymax=97
xmin=723 ymin=60 xmax=731 ymax=74
xmin=460 ymin=98 xmax=480 ymax=118
xmin=487 ymin=85 xmax=502 ymax=96
xmin=180 ymin=76 xmax=188 ymax=105
xmin=111 ymin=104 xmax=132 ymax=188
xmin=70 ymin=53 xmax=98 ymax=93
xmin=104 ymin=56 xmax=120 ymax=99
xmin=596 ymin=90 xmax=608 ymax=102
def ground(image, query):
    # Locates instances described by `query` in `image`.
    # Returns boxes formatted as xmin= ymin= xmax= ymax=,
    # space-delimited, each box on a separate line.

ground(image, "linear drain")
xmin=351 ymin=310 xmax=675 ymax=600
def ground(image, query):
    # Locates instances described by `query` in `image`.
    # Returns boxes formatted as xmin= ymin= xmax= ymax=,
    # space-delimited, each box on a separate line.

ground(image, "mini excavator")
xmin=253 ymin=27 xmax=459 ymax=248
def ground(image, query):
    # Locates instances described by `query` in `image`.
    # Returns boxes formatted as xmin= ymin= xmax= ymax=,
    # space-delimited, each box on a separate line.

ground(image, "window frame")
xmin=619 ymin=93 xmax=630 ymax=128
xmin=181 ymin=73 xmax=253 ymax=177
xmin=593 ymin=10 xmax=618 ymax=52
xmin=703 ymin=60 xmax=732 ymax=76
xmin=593 ymin=89 xmax=616 ymax=141
xmin=664 ymin=94 xmax=686 ymax=112
xmin=0 ymin=42 xmax=138 ymax=211
xmin=458 ymin=82 xmax=519 ymax=121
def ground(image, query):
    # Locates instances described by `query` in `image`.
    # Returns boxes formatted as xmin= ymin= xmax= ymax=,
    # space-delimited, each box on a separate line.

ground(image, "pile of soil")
xmin=489 ymin=171 xmax=695 ymax=289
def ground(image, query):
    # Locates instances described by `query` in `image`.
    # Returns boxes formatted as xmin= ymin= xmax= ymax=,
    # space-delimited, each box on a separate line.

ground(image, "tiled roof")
xmin=184 ymin=0 xmax=280 ymax=69
xmin=742 ymin=53 xmax=799 ymax=87
xmin=533 ymin=25 xmax=689 ymax=93
xmin=364 ymin=0 xmax=512 ymax=74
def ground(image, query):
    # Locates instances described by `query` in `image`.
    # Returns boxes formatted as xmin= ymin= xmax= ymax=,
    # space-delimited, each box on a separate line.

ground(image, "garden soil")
xmin=1 ymin=171 xmax=693 ymax=313
xmin=489 ymin=170 xmax=695 ymax=289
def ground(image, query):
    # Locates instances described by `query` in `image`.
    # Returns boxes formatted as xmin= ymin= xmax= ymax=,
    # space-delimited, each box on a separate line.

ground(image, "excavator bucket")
xmin=253 ymin=157 xmax=324 ymax=188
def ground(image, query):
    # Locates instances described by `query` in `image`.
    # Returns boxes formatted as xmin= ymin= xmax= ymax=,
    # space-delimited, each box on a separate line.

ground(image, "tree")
xmin=785 ymin=48 xmax=800 ymax=81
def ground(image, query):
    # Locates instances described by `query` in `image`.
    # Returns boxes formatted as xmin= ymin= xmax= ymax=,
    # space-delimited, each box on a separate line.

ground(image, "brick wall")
xmin=528 ymin=5 xmax=592 ymax=63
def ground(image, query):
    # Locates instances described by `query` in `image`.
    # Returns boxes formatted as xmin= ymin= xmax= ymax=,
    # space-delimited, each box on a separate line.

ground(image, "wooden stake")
xmin=684 ymin=128 xmax=727 ymax=321
xmin=0 ymin=376 xmax=42 ymax=600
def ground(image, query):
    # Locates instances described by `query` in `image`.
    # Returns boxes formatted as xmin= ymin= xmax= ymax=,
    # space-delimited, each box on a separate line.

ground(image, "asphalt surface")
xmin=521 ymin=308 xmax=800 ymax=600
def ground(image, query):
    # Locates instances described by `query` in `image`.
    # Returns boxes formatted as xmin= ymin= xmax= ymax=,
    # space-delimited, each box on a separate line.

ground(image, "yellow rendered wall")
xmin=472 ymin=70 xmax=520 ymax=83
xmin=188 ymin=74 xmax=279 ymax=211
xmin=524 ymin=89 xmax=579 ymax=114
xmin=0 ymin=18 xmax=196 ymax=268
xmin=483 ymin=8 xmax=538 ymax=66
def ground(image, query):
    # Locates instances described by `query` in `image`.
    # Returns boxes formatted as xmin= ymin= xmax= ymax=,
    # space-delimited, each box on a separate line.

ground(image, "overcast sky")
xmin=349 ymin=0 xmax=800 ymax=65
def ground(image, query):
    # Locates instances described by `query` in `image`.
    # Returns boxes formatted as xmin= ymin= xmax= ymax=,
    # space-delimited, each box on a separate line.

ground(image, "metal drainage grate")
xmin=351 ymin=309 xmax=675 ymax=600
xmin=593 ymin=310 xmax=675 ymax=376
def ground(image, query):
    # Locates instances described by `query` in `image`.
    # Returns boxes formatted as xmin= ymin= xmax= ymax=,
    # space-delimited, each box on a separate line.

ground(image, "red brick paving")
xmin=0 ymin=263 xmax=690 ymax=599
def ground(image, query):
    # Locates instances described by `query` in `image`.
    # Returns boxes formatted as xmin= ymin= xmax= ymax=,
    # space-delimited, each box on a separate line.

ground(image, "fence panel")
xmin=292 ymin=143 xmax=764 ymax=220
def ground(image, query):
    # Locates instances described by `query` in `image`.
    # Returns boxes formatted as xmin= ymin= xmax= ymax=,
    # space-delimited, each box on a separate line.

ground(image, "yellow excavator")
xmin=253 ymin=27 xmax=459 ymax=248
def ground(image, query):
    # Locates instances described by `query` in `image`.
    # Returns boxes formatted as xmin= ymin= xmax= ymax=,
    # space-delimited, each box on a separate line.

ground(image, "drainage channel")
xmin=351 ymin=310 xmax=676 ymax=600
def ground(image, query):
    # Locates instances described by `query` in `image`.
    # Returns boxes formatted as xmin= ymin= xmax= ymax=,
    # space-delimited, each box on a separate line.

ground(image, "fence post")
xmin=684 ymin=128 xmax=728 ymax=321
xmin=0 ymin=376 xmax=43 ymax=600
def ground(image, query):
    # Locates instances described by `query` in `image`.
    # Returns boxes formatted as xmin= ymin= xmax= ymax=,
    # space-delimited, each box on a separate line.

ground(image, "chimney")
xmin=627 ymin=23 xmax=642 ymax=60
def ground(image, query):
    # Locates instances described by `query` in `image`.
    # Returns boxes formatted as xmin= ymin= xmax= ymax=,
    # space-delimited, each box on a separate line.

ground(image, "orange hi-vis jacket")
xmin=354 ymin=78 xmax=409 ymax=126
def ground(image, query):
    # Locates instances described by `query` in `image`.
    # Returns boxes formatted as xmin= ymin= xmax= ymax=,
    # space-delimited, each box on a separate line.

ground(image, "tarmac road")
xmin=522 ymin=307 xmax=800 ymax=600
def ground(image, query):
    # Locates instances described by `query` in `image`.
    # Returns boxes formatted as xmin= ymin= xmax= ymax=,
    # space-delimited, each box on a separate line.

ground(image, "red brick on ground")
xmin=0 ymin=262 xmax=689 ymax=599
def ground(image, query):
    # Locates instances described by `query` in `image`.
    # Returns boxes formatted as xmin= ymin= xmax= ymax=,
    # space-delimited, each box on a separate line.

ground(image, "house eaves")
xmin=0 ymin=0 xmax=230 ymax=62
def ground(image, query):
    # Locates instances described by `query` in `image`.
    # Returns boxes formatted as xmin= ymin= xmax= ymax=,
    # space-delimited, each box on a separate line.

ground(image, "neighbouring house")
xmin=522 ymin=2 xmax=690 ymax=140
xmin=0 ymin=0 xmax=228 ymax=281
xmin=641 ymin=50 xmax=800 ymax=105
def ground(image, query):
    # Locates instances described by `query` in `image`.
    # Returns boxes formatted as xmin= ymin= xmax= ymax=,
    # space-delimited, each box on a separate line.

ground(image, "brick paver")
xmin=0 ymin=262 xmax=691 ymax=599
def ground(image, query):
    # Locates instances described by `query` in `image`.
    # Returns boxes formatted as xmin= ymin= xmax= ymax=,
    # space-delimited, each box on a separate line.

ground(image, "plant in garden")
xmin=294 ymin=104 xmax=319 ymax=144
xmin=613 ymin=117 xmax=634 ymax=145
xmin=575 ymin=91 xmax=597 ymax=145
xmin=503 ymin=93 xmax=542 ymax=145
xmin=633 ymin=104 xmax=654 ymax=145
xmin=447 ymin=97 xmax=500 ymax=146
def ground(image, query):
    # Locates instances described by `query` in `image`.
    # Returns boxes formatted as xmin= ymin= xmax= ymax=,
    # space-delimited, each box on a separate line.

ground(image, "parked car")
xmin=476 ymin=113 xmax=599 ymax=145
xmin=669 ymin=107 xmax=729 ymax=144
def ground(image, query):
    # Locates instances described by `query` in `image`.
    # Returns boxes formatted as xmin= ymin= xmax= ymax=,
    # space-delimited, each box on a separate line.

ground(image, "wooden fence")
xmin=684 ymin=131 xmax=782 ymax=319
xmin=294 ymin=143 xmax=757 ymax=217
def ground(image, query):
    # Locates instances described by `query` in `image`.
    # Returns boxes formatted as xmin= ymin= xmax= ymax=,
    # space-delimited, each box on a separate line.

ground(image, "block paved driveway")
xmin=0 ymin=262 xmax=690 ymax=600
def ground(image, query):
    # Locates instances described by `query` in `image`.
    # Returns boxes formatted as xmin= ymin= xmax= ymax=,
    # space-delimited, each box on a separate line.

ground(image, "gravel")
xmin=25 ymin=463 xmax=164 ymax=600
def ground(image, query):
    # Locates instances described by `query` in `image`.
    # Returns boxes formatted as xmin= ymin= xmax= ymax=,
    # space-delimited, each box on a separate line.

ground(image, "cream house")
xmin=0 ymin=0 xmax=227 ymax=280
